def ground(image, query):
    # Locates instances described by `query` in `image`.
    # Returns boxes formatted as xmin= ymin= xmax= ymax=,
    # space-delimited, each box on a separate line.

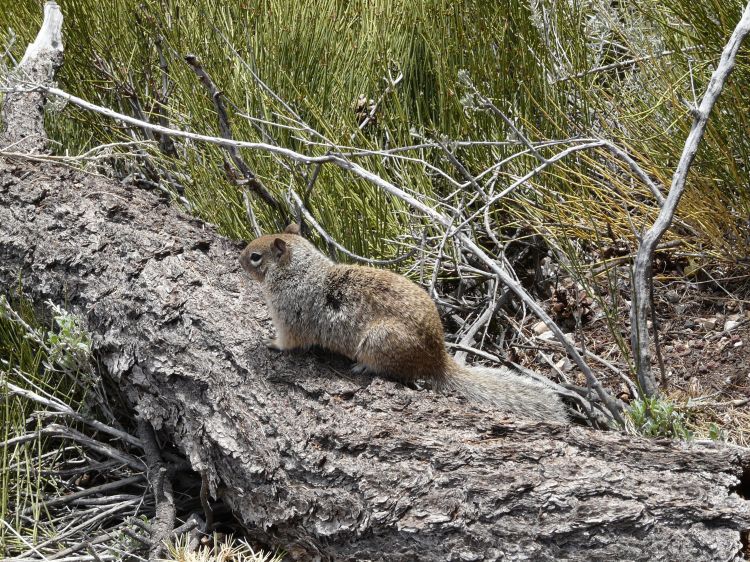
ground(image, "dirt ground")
xmin=513 ymin=275 xmax=750 ymax=442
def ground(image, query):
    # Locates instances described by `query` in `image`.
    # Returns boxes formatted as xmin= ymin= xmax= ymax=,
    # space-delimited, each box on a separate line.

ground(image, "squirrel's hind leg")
xmin=354 ymin=319 xmax=440 ymax=383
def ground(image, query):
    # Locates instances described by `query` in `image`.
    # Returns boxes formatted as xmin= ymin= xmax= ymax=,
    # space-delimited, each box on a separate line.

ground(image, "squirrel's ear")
xmin=272 ymin=238 xmax=287 ymax=258
xmin=284 ymin=223 xmax=301 ymax=235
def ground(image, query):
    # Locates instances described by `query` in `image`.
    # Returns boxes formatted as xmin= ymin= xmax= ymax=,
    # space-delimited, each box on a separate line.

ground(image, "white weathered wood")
xmin=631 ymin=2 xmax=750 ymax=397
xmin=1 ymin=1 xmax=64 ymax=151
xmin=19 ymin=1 xmax=64 ymax=65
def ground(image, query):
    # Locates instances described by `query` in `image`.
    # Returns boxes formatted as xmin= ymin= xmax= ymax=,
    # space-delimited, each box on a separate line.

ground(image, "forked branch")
xmin=630 ymin=2 xmax=750 ymax=397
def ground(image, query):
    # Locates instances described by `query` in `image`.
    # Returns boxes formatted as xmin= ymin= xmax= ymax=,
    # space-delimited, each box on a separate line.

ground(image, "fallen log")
xmin=1 ymin=3 xmax=749 ymax=560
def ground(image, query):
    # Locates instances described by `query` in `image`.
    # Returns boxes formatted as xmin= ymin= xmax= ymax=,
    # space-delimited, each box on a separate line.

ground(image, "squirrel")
xmin=240 ymin=224 xmax=568 ymax=424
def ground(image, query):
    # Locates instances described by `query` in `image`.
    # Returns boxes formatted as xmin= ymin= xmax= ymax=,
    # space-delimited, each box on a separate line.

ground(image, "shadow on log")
xmin=1 ymin=3 xmax=750 ymax=560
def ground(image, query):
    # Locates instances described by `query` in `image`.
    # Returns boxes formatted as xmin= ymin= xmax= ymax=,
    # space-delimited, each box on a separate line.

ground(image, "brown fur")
xmin=240 ymin=230 xmax=568 ymax=424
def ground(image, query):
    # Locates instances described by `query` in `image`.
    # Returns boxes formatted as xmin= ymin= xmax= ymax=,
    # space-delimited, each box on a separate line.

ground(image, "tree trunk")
xmin=2 ymin=5 xmax=750 ymax=561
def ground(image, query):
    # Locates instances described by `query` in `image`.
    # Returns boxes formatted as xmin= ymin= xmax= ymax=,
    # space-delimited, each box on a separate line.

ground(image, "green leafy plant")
xmin=626 ymin=396 xmax=693 ymax=440
xmin=43 ymin=300 xmax=93 ymax=375
xmin=706 ymin=422 xmax=725 ymax=442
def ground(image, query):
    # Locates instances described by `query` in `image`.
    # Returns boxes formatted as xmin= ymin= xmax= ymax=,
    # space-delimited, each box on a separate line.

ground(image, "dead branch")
xmin=22 ymin=476 xmax=145 ymax=516
xmin=630 ymin=2 xmax=750 ymax=397
xmin=287 ymin=188 xmax=415 ymax=265
xmin=137 ymin=419 xmax=176 ymax=561
xmin=0 ymin=0 xmax=63 ymax=152
xmin=184 ymin=53 xmax=287 ymax=223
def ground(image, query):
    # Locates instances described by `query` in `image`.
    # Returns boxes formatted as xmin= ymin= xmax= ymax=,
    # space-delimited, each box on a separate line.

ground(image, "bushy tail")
xmin=441 ymin=361 xmax=569 ymax=424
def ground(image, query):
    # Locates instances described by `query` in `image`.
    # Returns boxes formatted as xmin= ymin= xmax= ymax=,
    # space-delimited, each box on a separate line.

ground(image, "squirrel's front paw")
xmin=263 ymin=336 xmax=284 ymax=351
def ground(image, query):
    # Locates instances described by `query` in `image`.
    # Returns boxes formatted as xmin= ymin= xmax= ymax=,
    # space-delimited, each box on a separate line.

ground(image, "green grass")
xmin=0 ymin=296 xmax=85 ymax=555
xmin=166 ymin=533 xmax=284 ymax=562
xmin=4 ymin=0 xmax=748 ymax=273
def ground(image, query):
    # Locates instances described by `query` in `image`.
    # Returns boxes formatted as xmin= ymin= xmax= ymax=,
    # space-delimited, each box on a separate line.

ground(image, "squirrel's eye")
xmin=249 ymin=252 xmax=263 ymax=267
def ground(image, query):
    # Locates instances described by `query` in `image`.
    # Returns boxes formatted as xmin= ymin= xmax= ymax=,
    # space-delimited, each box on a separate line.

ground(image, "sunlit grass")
xmin=166 ymin=533 xmax=283 ymax=562
xmin=0 ymin=298 xmax=82 ymax=555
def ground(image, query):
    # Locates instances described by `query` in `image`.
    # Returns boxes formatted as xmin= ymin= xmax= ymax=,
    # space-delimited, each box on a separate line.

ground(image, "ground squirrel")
xmin=240 ymin=225 xmax=568 ymax=424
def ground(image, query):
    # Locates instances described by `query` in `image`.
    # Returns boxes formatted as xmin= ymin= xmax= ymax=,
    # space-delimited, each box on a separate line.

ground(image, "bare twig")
xmin=137 ymin=419 xmax=176 ymax=562
xmin=184 ymin=53 xmax=286 ymax=222
xmin=454 ymin=286 xmax=496 ymax=364
xmin=18 ymin=499 xmax=141 ymax=558
xmin=170 ymin=514 xmax=201 ymax=537
xmin=446 ymin=341 xmax=502 ymax=363
xmin=686 ymin=397 xmax=750 ymax=409
xmin=555 ymin=45 xmax=702 ymax=83
xmin=3 ymin=554 xmax=117 ymax=562
xmin=434 ymin=138 xmax=487 ymax=200
xmin=351 ymin=70 xmax=403 ymax=138
xmin=3 ymin=423 xmax=145 ymax=472
xmin=45 ymin=520 xmax=147 ymax=560
xmin=22 ymin=475 xmax=144 ymax=516
xmin=199 ymin=470 xmax=214 ymax=533
xmin=242 ymin=189 xmax=263 ymax=238
xmin=458 ymin=72 xmax=547 ymax=164
xmin=630 ymin=2 xmax=750 ymax=397
xmin=482 ymin=140 xmax=657 ymax=210
xmin=533 ymin=338 xmax=639 ymax=400
xmin=650 ymin=274 xmax=668 ymax=387
xmin=1 ymin=140 xmax=158 ymax=163
xmin=4 ymin=379 xmax=142 ymax=448
xmin=0 ymin=28 xmax=18 ymax=64
xmin=288 ymin=189 xmax=415 ymax=266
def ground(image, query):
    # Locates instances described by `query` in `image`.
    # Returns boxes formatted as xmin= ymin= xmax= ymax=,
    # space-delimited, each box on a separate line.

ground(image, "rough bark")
xmin=0 ymin=1 xmax=63 ymax=153
xmin=2 ymin=6 xmax=750 ymax=561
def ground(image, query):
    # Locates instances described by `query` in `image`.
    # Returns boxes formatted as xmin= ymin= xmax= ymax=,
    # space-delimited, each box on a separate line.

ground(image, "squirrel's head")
xmin=239 ymin=224 xmax=301 ymax=282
